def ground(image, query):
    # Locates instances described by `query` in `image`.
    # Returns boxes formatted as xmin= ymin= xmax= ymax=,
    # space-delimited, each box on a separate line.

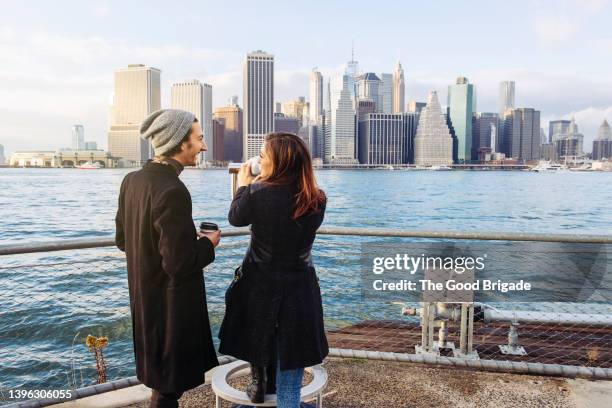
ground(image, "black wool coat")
xmin=115 ymin=161 xmax=219 ymax=393
xmin=218 ymin=182 xmax=328 ymax=370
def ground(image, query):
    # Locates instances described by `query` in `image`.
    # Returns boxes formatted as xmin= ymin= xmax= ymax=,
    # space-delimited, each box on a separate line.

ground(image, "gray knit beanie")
xmin=140 ymin=109 xmax=196 ymax=156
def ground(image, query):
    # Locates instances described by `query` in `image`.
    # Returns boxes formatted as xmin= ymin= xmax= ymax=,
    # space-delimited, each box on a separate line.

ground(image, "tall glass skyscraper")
xmin=379 ymin=73 xmax=393 ymax=114
xmin=243 ymin=50 xmax=274 ymax=160
xmin=499 ymin=81 xmax=515 ymax=117
xmin=447 ymin=77 xmax=475 ymax=162
xmin=72 ymin=125 xmax=84 ymax=151
xmin=309 ymin=69 xmax=323 ymax=125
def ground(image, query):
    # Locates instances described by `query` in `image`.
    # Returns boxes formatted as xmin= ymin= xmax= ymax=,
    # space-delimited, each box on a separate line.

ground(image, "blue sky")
xmin=1 ymin=0 xmax=611 ymax=153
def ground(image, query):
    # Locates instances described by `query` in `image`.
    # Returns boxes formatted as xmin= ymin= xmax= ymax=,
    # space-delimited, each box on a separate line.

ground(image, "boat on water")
xmin=530 ymin=161 xmax=568 ymax=172
xmin=76 ymin=161 xmax=102 ymax=169
xmin=428 ymin=165 xmax=453 ymax=171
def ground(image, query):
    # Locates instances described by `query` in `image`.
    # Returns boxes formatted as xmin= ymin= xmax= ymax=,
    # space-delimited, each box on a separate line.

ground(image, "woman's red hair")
xmin=259 ymin=132 xmax=326 ymax=219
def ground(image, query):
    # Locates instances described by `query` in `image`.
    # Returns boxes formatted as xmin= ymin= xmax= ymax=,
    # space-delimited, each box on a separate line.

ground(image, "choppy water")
xmin=1 ymin=168 xmax=611 ymax=396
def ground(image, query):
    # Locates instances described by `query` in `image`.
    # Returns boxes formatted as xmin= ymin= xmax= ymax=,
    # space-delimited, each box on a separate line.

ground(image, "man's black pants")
xmin=149 ymin=390 xmax=184 ymax=408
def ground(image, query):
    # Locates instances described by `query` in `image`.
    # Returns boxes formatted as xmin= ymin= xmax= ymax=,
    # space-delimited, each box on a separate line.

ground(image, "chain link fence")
xmin=1 ymin=230 xmax=611 ymax=405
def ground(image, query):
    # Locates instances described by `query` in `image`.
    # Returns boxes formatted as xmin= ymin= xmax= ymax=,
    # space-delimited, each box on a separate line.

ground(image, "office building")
xmin=326 ymin=72 xmax=357 ymax=163
xmin=472 ymin=113 xmax=500 ymax=158
xmin=414 ymin=91 xmax=453 ymax=166
xmin=379 ymin=73 xmax=393 ymax=114
xmin=392 ymin=61 xmax=405 ymax=113
xmin=72 ymin=125 xmax=85 ymax=151
xmin=171 ymin=79 xmax=213 ymax=163
xmin=309 ymin=69 xmax=323 ymax=125
xmin=592 ymin=119 xmax=612 ymax=160
xmin=499 ymin=81 xmax=515 ymax=117
xmin=84 ymin=141 xmax=98 ymax=150
xmin=448 ymin=77 xmax=475 ymax=162
xmin=549 ymin=119 xmax=571 ymax=143
xmin=212 ymin=118 xmax=225 ymax=162
xmin=358 ymin=113 xmax=417 ymax=164
xmin=107 ymin=64 xmax=161 ymax=165
xmin=407 ymin=101 xmax=426 ymax=114
xmin=214 ymin=104 xmax=243 ymax=163
xmin=502 ymin=108 xmax=541 ymax=161
xmin=273 ymin=113 xmax=300 ymax=135
xmin=243 ymin=50 xmax=274 ymax=159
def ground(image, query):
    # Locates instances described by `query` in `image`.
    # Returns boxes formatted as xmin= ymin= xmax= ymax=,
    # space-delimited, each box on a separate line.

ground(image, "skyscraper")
xmin=379 ymin=73 xmax=393 ymax=114
xmin=502 ymin=108 xmax=541 ymax=161
xmin=358 ymin=113 xmax=417 ymax=165
xmin=72 ymin=125 xmax=85 ymax=151
xmin=407 ymin=101 xmax=426 ymax=114
xmin=472 ymin=113 xmax=500 ymax=156
xmin=448 ymin=77 xmax=475 ymax=162
xmin=282 ymin=97 xmax=308 ymax=127
xmin=214 ymin=103 xmax=243 ymax=163
xmin=212 ymin=118 xmax=225 ymax=162
xmin=414 ymin=91 xmax=453 ymax=166
xmin=0 ymin=144 xmax=5 ymax=165
xmin=548 ymin=119 xmax=571 ymax=143
xmin=273 ymin=113 xmax=300 ymax=135
xmin=327 ymin=73 xmax=357 ymax=163
xmin=553 ymin=117 xmax=584 ymax=159
xmin=243 ymin=50 xmax=274 ymax=160
xmin=357 ymin=73 xmax=381 ymax=111
xmin=171 ymin=79 xmax=213 ymax=163
xmin=309 ymin=69 xmax=323 ymax=125
xmin=499 ymin=81 xmax=515 ymax=117
xmin=592 ymin=119 xmax=612 ymax=160
xmin=392 ymin=61 xmax=405 ymax=113
xmin=108 ymin=64 xmax=161 ymax=165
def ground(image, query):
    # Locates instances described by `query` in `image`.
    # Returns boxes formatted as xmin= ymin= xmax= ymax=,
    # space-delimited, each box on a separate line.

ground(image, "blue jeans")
xmin=240 ymin=352 xmax=305 ymax=408
xmin=275 ymin=356 xmax=305 ymax=408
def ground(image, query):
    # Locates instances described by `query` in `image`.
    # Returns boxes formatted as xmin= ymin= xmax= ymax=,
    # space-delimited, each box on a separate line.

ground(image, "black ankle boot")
xmin=265 ymin=363 xmax=277 ymax=394
xmin=246 ymin=364 xmax=266 ymax=403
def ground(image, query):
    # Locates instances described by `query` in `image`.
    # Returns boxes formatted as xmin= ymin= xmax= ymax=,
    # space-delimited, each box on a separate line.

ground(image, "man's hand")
xmin=238 ymin=162 xmax=255 ymax=187
xmin=198 ymin=230 xmax=221 ymax=247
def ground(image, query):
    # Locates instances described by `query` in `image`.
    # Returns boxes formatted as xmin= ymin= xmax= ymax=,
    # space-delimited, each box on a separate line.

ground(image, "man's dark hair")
xmin=162 ymin=118 xmax=199 ymax=158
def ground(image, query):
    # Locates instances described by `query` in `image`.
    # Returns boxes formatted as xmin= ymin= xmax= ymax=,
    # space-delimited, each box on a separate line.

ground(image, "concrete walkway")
xmin=52 ymin=358 xmax=612 ymax=408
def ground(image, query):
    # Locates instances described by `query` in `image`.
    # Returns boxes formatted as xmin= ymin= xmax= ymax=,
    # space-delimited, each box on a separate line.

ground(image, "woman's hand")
xmin=238 ymin=162 xmax=255 ymax=187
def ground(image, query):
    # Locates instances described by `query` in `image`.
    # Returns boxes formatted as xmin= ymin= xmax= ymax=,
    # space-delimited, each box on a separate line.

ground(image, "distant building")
xmin=392 ymin=61 xmax=405 ymax=113
xmin=214 ymin=104 xmax=243 ymax=163
xmin=379 ymin=73 xmax=393 ymax=114
xmin=448 ymin=77 xmax=475 ymax=162
xmin=414 ymin=91 xmax=453 ymax=166
xmin=84 ymin=141 xmax=98 ymax=150
xmin=10 ymin=150 xmax=116 ymax=168
xmin=212 ymin=119 xmax=225 ymax=162
xmin=357 ymin=99 xmax=376 ymax=122
xmin=358 ymin=113 xmax=418 ymax=165
xmin=548 ymin=120 xmax=571 ymax=143
xmin=282 ymin=97 xmax=308 ymax=127
xmin=592 ymin=119 xmax=612 ymax=160
xmin=72 ymin=125 xmax=85 ymax=150
xmin=472 ymin=113 xmax=500 ymax=159
xmin=502 ymin=108 xmax=540 ymax=161
xmin=0 ymin=144 xmax=5 ymax=165
xmin=552 ymin=117 xmax=584 ymax=159
xmin=107 ymin=64 xmax=161 ymax=166
xmin=171 ymin=79 xmax=213 ymax=164
xmin=244 ymin=50 xmax=274 ymax=160
xmin=357 ymin=73 xmax=381 ymax=112
xmin=309 ymin=69 xmax=324 ymax=125
xmin=298 ymin=125 xmax=323 ymax=159
xmin=407 ymin=101 xmax=426 ymax=114
xmin=326 ymin=72 xmax=357 ymax=164
xmin=273 ymin=113 xmax=300 ymax=135
xmin=499 ymin=81 xmax=515 ymax=117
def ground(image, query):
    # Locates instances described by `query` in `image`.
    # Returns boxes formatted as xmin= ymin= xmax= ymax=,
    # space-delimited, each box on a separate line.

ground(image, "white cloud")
xmin=533 ymin=16 xmax=579 ymax=45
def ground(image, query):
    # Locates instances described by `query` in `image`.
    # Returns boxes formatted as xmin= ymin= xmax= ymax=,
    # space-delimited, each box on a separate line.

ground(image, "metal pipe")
xmin=328 ymin=348 xmax=612 ymax=380
xmin=484 ymin=309 xmax=612 ymax=326
xmin=2 ymin=226 xmax=610 ymax=256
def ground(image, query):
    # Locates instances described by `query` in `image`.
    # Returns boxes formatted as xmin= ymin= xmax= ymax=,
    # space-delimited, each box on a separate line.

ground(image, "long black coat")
xmin=115 ymin=161 xmax=219 ymax=393
xmin=218 ymin=182 xmax=328 ymax=370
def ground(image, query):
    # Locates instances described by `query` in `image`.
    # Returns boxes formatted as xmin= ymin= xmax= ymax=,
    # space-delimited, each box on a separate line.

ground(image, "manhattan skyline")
xmin=0 ymin=0 xmax=611 ymax=154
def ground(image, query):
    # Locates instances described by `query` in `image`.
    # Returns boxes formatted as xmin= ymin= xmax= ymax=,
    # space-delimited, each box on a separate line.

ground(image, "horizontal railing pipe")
xmin=1 ymin=227 xmax=611 ymax=256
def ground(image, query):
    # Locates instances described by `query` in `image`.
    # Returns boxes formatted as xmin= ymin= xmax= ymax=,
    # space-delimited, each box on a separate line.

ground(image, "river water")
xmin=0 ymin=168 xmax=611 ymax=395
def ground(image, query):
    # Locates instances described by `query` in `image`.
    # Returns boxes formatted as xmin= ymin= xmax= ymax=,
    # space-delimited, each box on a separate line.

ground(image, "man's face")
xmin=177 ymin=122 xmax=207 ymax=166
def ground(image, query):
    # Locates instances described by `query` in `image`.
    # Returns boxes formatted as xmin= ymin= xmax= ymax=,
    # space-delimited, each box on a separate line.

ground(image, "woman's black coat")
xmin=115 ymin=161 xmax=219 ymax=393
xmin=218 ymin=182 xmax=328 ymax=370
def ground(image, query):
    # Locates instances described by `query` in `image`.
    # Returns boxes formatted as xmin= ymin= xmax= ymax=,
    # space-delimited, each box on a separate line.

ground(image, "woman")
xmin=218 ymin=132 xmax=328 ymax=407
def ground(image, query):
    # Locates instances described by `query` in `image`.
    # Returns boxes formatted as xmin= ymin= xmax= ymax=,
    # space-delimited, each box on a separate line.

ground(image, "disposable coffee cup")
xmin=199 ymin=222 xmax=219 ymax=232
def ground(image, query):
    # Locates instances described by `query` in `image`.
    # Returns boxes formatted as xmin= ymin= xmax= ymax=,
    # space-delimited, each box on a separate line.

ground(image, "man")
xmin=115 ymin=109 xmax=220 ymax=408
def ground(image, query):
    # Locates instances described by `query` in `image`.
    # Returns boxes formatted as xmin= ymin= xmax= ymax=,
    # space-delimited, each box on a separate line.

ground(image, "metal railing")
xmin=1 ymin=227 xmax=611 ymax=406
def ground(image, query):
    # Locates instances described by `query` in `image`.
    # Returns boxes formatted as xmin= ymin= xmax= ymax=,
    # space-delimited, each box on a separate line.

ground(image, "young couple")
xmin=115 ymin=109 xmax=328 ymax=408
